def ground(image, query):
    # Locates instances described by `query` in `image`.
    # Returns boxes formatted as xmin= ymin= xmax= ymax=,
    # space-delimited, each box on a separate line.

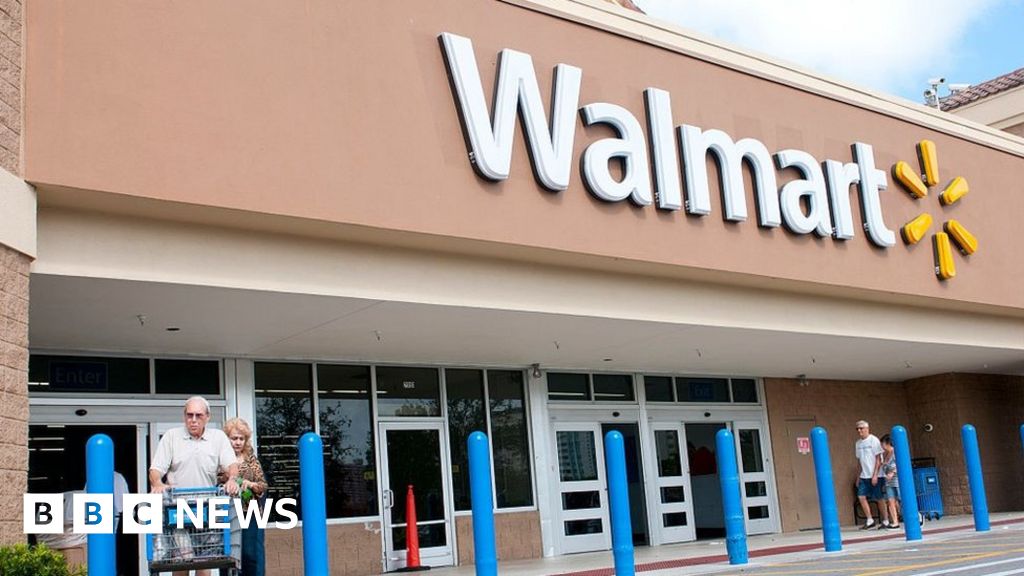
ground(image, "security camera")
xmin=924 ymin=423 xmax=935 ymax=433
xmin=923 ymin=88 xmax=937 ymax=99
xmin=949 ymin=83 xmax=971 ymax=92
xmin=928 ymin=77 xmax=946 ymax=85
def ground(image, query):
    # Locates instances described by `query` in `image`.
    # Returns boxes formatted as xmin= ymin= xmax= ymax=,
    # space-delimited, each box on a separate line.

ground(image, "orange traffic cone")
xmin=397 ymin=484 xmax=430 ymax=572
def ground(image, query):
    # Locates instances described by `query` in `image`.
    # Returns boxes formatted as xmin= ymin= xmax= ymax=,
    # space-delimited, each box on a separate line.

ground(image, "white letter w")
xmin=440 ymin=32 xmax=581 ymax=191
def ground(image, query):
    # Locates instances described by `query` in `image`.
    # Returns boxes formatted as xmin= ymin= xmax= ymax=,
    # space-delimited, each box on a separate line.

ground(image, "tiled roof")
xmin=940 ymin=67 xmax=1024 ymax=111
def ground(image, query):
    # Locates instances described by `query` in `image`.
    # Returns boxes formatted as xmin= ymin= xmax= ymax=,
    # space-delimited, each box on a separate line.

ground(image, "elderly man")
xmin=854 ymin=420 xmax=890 ymax=529
xmin=150 ymin=396 xmax=240 ymax=576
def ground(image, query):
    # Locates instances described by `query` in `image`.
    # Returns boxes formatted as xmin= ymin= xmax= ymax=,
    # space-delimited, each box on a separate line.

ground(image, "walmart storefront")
xmin=17 ymin=0 xmax=1024 ymax=574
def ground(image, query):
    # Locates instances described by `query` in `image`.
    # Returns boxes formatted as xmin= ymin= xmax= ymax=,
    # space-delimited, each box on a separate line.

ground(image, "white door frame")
xmin=733 ymin=420 xmax=777 ymax=535
xmin=551 ymin=421 xmax=610 ymax=555
xmin=647 ymin=422 xmax=696 ymax=545
xmin=378 ymin=420 xmax=455 ymax=571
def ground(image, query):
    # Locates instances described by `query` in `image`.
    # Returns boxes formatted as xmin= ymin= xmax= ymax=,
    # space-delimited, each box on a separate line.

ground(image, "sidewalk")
xmin=418 ymin=512 xmax=1024 ymax=576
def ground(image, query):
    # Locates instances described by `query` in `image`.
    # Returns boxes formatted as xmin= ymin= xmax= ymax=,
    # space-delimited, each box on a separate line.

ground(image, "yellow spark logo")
xmin=892 ymin=140 xmax=977 ymax=281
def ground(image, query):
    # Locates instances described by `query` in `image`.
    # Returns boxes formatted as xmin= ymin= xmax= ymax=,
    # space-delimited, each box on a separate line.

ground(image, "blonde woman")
xmin=220 ymin=418 xmax=268 ymax=576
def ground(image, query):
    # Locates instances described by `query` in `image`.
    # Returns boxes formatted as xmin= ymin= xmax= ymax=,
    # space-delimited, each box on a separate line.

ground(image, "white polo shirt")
xmin=150 ymin=426 xmax=236 ymax=489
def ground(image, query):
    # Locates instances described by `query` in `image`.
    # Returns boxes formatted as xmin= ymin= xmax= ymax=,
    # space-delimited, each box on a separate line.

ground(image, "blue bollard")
xmin=891 ymin=426 xmax=921 ymax=541
xmin=468 ymin=431 xmax=497 ymax=576
xmin=961 ymin=425 xmax=990 ymax=531
xmin=809 ymin=427 xmax=841 ymax=551
xmin=299 ymin=432 xmax=330 ymax=575
xmin=86 ymin=433 xmax=116 ymax=576
xmin=604 ymin=430 xmax=634 ymax=576
xmin=716 ymin=428 xmax=748 ymax=565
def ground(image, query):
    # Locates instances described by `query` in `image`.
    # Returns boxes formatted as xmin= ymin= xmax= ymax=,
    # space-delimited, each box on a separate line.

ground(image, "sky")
xmin=634 ymin=0 xmax=1024 ymax=104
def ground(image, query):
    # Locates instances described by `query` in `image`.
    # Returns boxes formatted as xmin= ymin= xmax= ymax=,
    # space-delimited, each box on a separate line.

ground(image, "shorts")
xmin=857 ymin=477 xmax=885 ymax=500
xmin=884 ymin=484 xmax=900 ymax=501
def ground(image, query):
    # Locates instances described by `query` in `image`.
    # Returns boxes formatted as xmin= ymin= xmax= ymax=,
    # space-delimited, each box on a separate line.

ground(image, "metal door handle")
xmin=384 ymin=489 xmax=394 ymax=509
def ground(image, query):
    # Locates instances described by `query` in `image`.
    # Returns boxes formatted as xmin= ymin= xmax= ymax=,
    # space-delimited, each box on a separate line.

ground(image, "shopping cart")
xmin=146 ymin=486 xmax=238 ymax=576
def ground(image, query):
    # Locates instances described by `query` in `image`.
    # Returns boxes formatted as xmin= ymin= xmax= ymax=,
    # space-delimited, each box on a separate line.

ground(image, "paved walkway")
xmin=413 ymin=512 xmax=1024 ymax=576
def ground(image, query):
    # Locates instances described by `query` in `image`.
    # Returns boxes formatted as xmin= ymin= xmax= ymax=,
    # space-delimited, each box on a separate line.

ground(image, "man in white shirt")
xmin=149 ymin=396 xmax=240 ymax=576
xmin=854 ymin=420 xmax=890 ymax=529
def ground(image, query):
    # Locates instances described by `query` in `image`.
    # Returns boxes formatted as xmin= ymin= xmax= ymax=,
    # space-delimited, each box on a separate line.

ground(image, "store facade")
xmin=10 ymin=1 xmax=1024 ymax=574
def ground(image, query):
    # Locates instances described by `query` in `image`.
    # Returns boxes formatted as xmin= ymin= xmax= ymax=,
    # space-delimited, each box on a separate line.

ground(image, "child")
xmin=880 ymin=434 xmax=901 ymax=529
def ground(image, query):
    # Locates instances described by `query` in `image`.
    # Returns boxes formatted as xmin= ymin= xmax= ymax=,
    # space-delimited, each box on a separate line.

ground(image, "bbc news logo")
xmin=23 ymin=494 xmax=299 ymax=534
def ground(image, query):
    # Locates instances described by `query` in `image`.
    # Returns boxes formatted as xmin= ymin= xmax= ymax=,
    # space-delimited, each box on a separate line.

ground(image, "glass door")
xmin=650 ymin=423 xmax=695 ymax=544
xmin=379 ymin=421 xmax=454 ymax=571
xmin=553 ymin=422 xmax=610 ymax=554
xmin=734 ymin=421 xmax=774 ymax=534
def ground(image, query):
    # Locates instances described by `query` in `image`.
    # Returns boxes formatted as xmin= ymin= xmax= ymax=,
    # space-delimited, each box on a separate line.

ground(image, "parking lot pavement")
xmin=717 ymin=522 xmax=1024 ymax=576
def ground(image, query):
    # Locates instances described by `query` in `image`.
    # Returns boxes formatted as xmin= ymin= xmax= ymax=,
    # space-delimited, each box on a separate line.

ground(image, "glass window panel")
xmin=748 ymin=505 xmax=770 ymax=519
xmin=376 ymin=367 xmax=441 ymax=417
xmin=644 ymin=376 xmax=674 ymax=402
xmin=663 ymin=512 xmax=688 ymax=527
xmin=154 ymin=359 xmax=220 ymax=395
xmin=29 ymin=355 xmax=149 ymax=394
xmin=488 ymin=370 xmax=533 ymax=508
xmin=654 ymin=430 xmax=682 ymax=477
xmin=675 ymin=377 xmax=730 ymax=403
xmin=731 ymin=379 xmax=759 ymax=403
xmin=739 ymin=429 xmax=765 ymax=473
xmin=564 ymin=519 xmax=603 ymax=536
xmin=392 ymin=523 xmax=447 ymax=550
xmin=562 ymin=491 xmax=601 ymax=510
xmin=254 ymin=362 xmax=314 ymax=522
xmin=547 ymin=373 xmax=591 ymax=401
xmin=445 ymin=368 xmax=485 ymax=511
xmin=557 ymin=431 xmax=598 ymax=482
xmin=317 ymin=364 xmax=377 ymax=518
xmin=592 ymin=374 xmax=634 ymax=402
xmin=385 ymin=430 xmax=444 ymax=525
xmin=745 ymin=481 xmax=767 ymax=498
xmin=660 ymin=486 xmax=686 ymax=504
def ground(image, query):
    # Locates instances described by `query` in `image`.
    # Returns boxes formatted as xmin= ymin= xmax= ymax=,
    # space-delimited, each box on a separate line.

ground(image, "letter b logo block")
xmin=23 ymin=494 xmax=63 ymax=534
xmin=73 ymin=493 xmax=113 ymax=534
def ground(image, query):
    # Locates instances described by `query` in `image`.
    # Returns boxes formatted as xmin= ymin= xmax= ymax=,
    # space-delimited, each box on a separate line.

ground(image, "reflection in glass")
xmin=386 ymin=430 xmax=445 ymax=525
xmin=663 ymin=512 xmax=688 ymax=527
xmin=445 ymin=369 xmax=485 ymax=511
xmin=731 ymin=379 xmax=759 ymax=403
xmin=564 ymin=519 xmax=603 ymax=535
xmin=745 ymin=481 xmax=767 ymax=498
xmin=593 ymin=374 xmax=634 ymax=401
xmin=488 ymin=370 xmax=533 ymax=508
xmin=655 ymin=430 xmax=682 ymax=477
xmin=557 ymin=431 xmax=598 ymax=482
xmin=748 ymin=505 xmax=770 ymax=519
xmin=547 ymin=373 xmax=590 ymax=401
xmin=676 ymin=377 xmax=730 ymax=402
xmin=739 ymin=429 xmax=765 ymax=473
xmin=254 ymin=362 xmax=314 ymax=521
xmin=317 ymin=364 xmax=377 ymax=518
xmin=155 ymin=359 xmax=220 ymax=395
xmin=644 ymin=376 xmax=674 ymax=402
xmin=562 ymin=491 xmax=601 ymax=510
xmin=661 ymin=486 xmax=686 ymax=504
xmin=29 ymin=355 xmax=150 ymax=394
xmin=376 ymin=367 xmax=441 ymax=417
xmin=392 ymin=523 xmax=447 ymax=550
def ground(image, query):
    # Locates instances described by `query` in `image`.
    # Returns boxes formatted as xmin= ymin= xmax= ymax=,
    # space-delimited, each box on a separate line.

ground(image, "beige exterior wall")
xmin=455 ymin=511 xmax=542 ymax=564
xmin=0 ymin=0 xmax=18 ymax=176
xmin=0 ymin=0 xmax=22 ymax=548
xmin=265 ymin=522 xmax=384 ymax=576
xmin=765 ymin=378 xmax=910 ymax=532
xmin=23 ymin=0 xmax=1024 ymax=312
xmin=1006 ymin=123 xmax=1024 ymax=138
xmin=905 ymin=373 xmax=1024 ymax=516
xmin=0 ymin=245 xmax=28 ymax=545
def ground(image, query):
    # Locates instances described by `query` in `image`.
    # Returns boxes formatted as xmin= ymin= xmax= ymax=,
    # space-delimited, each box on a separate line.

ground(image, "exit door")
xmin=379 ymin=421 xmax=454 ymax=571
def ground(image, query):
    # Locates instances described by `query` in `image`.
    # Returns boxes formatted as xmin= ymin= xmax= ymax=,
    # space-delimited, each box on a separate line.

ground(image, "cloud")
xmin=635 ymin=0 xmax=1007 ymax=97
